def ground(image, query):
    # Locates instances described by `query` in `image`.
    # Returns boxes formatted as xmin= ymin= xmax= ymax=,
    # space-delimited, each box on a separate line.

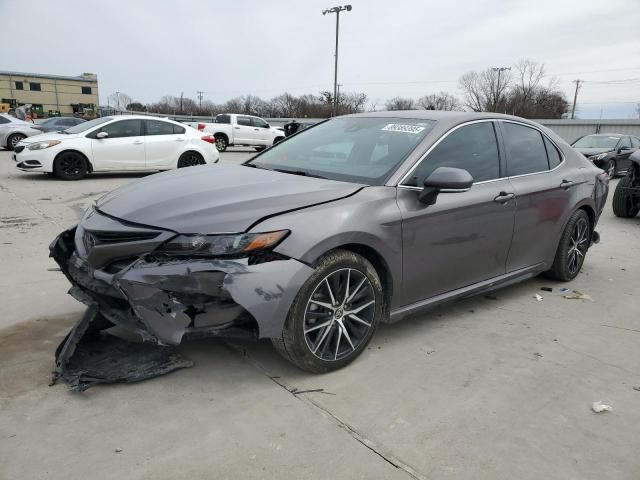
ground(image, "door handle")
xmin=560 ymin=180 xmax=574 ymax=190
xmin=132 ymin=140 xmax=143 ymax=145
xmin=235 ymin=126 xmax=241 ymax=129
xmin=494 ymin=191 xmax=515 ymax=204
xmin=254 ymin=128 xmax=260 ymax=131
xmin=175 ymin=138 xmax=185 ymax=142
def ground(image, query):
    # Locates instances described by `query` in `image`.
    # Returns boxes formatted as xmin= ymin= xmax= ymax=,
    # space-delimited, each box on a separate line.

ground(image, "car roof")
xmin=584 ymin=133 xmax=624 ymax=137
xmin=342 ymin=110 xmax=542 ymax=128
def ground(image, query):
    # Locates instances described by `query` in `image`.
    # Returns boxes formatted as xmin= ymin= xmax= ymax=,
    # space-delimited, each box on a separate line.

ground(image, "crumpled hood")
xmin=97 ymin=164 xmax=363 ymax=233
xmin=573 ymin=147 xmax=613 ymax=157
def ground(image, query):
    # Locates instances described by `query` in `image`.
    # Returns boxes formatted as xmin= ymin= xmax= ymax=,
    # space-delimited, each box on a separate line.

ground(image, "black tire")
xmin=605 ymin=159 xmax=616 ymax=178
xmin=272 ymin=249 xmax=383 ymax=373
xmin=53 ymin=151 xmax=88 ymax=180
xmin=214 ymin=135 xmax=228 ymax=152
xmin=7 ymin=133 xmax=25 ymax=151
xmin=273 ymin=136 xmax=285 ymax=144
xmin=254 ymin=146 xmax=266 ymax=152
xmin=177 ymin=151 xmax=205 ymax=168
xmin=546 ymin=209 xmax=591 ymax=281
xmin=612 ymin=175 xmax=639 ymax=218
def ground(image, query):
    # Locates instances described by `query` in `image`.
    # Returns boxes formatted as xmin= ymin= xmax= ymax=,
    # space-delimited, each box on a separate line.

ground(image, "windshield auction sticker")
xmin=382 ymin=124 xmax=425 ymax=134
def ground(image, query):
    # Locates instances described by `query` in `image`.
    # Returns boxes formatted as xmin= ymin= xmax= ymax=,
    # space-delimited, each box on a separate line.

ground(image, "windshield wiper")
xmin=273 ymin=168 xmax=328 ymax=179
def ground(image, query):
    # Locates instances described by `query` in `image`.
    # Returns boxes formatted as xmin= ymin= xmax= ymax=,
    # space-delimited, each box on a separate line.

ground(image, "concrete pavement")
xmin=0 ymin=148 xmax=638 ymax=479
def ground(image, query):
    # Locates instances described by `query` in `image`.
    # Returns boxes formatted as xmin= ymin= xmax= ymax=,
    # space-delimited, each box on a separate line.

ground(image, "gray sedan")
xmin=34 ymin=116 xmax=86 ymax=133
xmin=50 ymin=111 xmax=609 ymax=372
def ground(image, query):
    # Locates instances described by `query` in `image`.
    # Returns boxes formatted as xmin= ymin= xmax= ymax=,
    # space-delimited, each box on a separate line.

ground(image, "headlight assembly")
xmin=155 ymin=230 xmax=289 ymax=257
xmin=590 ymin=152 xmax=608 ymax=161
xmin=28 ymin=140 xmax=61 ymax=150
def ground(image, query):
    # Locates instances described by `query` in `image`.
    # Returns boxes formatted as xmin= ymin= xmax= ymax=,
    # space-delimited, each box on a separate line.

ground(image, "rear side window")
xmin=58 ymin=118 xmax=76 ymax=126
xmin=98 ymin=119 xmax=142 ymax=138
xmin=145 ymin=120 xmax=175 ymax=136
xmin=503 ymin=123 xmax=549 ymax=176
xmin=405 ymin=122 xmax=500 ymax=186
xmin=543 ymin=136 xmax=562 ymax=169
xmin=236 ymin=116 xmax=252 ymax=127
xmin=215 ymin=114 xmax=231 ymax=124
xmin=173 ymin=124 xmax=185 ymax=134
xmin=0 ymin=116 xmax=10 ymax=125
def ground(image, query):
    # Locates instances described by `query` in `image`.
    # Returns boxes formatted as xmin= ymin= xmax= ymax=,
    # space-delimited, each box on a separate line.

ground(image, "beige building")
xmin=0 ymin=70 xmax=99 ymax=117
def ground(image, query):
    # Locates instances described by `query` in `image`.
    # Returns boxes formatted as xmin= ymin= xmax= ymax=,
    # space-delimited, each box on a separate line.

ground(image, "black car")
xmin=612 ymin=150 xmax=640 ymax=218
xmin=571 ymin=133 xmax=640 ymax=177
xmin=34 ymin=116 xmax=86 ymax=133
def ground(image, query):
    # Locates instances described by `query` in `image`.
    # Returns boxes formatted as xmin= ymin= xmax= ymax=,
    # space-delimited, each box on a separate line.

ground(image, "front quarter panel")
xmin=253 ymin=186 xmax=404 ymax=308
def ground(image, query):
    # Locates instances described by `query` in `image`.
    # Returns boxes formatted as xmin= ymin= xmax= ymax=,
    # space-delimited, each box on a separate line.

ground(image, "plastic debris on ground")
xmin=535 ymin=294 xmax=543 ymax=301
xmin=591 ymin=401 xmax=612 ymax=413
xmin=564 ymin=290 xmax=593 ymax=301
xmin=540 ymin=287 xmax=553 ymax=292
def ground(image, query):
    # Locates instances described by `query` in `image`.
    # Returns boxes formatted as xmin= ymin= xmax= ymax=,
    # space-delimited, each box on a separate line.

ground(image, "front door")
xmin=396 ymin=121 xmax=516 ymax=306
xmin=251 ymin=117 xmax=271 ymax=145
xmin=90 ymin=119 xmax=145 ymax=170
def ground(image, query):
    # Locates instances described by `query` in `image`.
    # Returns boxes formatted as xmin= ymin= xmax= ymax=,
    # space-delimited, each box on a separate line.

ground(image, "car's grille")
xmin=14 ymin=145 xmax=25 ymax=153
xmin=84 ymin=230 xmax=160 ymax=249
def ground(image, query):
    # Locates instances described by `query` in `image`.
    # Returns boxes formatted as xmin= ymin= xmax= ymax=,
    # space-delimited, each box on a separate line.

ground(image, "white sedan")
xmin=0 ymin=113 xmax=42 ymax=150
xmin=13 ymin=115 xmax=219 ymax=180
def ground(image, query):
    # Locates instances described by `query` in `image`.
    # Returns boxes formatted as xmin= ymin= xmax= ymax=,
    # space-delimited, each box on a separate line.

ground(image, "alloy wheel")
xmin=303 ymin=268 xmax=376 ymax=361
xmin=59 ymin=154 xmax=84 ymax=177
xmin=567 ymin=217 xmax=589 ymax=275
xmin=215 ymin=137 xmax=227 ymax=151
xmin=607 ymin=160 xmax=616 ymax=178
xmin=10 ymin=135 xmax=24 ymax=148
xmin=179 ymin=153 xmax=203 ymax=167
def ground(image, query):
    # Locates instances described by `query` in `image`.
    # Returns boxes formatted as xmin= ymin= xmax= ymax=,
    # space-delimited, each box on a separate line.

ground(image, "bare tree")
xmin=417 ymin=92 xmax=461 ymax=111
xmin=385 ymin=97 xmax=416 ymax=111
xmin=458 ymin=71 xmax=485 ymax=112
xmin=107 ymin=92 xmax=133 ymax=111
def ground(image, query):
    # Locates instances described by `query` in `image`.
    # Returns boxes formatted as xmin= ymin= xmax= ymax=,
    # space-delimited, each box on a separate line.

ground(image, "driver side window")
xmin=97 ymin=119 xmax=142 ymax=138
xmin=404 ymin=122 xmax=500 ymax=187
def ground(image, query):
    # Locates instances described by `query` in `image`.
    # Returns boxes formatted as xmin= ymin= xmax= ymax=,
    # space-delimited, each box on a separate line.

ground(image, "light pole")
xmin=491 ymin=67 xmax=510 ymax=112
xmin=323 ymin=5 xmax=352 ymax=117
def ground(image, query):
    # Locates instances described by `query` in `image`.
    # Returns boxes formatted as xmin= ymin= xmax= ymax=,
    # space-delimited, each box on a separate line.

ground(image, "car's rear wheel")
xmin=546 ymin=209 xmax=590 ymax=281
xmin=612 ymin=175 xmax=639 ymax=218
xmin=254 ymin=146 xmax=266 ymax=152
xmin=7 ymin=133 xmax=25 ymax=150
xmin=214 ymin=135 xmax=228 ymax=152
xmin=606 ymin=159 xmax=616 ymax=178
xmin=177 ymin=151 xmax=205 ymax=168
xmin=272 ymin=249 xmax=382 ymax=373
xmin=53 ymin=151 xmax=88 ymax=180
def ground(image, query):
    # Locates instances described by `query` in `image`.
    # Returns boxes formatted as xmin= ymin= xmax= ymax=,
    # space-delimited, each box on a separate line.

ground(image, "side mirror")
xmin=618 ymin=146 xmax=630 ymax=153
xmin=96 ymin=131 xmax=109 ymax=139
xmin=418 ymin=167 xmax=474 ymax=205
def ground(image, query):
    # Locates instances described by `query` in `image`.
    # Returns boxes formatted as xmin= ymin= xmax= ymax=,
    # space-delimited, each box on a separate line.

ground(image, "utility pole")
xmin=180 ymin=91 xmax=184 ymax=113
xmin=571 ymin=80 xmax=582 ymax=119
xmin=336 ymin=83 xmax=342 ymax=114
xmin=491 ymin=67 xmax=510 ymax=112
xmin=323 ymin=5 xmax=352 ymax=117
xmin=196 ymin=90 xmax=205 ymax=110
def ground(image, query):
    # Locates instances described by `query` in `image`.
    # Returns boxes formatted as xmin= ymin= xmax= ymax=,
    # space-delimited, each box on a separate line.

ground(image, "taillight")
xmin=201 ymin=135 xmax=215 ymax=144
xmin=197 ymin=123 xmax=205 ymax=131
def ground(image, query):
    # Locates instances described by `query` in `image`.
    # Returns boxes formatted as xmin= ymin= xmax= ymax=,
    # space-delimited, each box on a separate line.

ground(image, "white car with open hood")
xmin=13 ymin=115 xmax=219 ymax=180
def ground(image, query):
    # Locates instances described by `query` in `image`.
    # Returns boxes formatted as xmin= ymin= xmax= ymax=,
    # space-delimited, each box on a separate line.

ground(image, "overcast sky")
xmin=2 ymin=0 xmax=639 ymax=118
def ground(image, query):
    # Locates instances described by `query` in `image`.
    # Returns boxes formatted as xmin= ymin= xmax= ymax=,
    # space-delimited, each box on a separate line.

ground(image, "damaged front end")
xmin=49 ymin=207 xmax=315 ymax=389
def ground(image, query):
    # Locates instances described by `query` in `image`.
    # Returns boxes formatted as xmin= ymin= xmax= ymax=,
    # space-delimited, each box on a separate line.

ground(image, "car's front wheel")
xmin=272 ymin=249 xmax=383 ymax=373
xmin=7 ymin=133 xmax=25 ymax=150
xmin=606 ymin=159 xmax=617 ymax=178
xmin=53 ymin=151 xmax=88 ymax=180
xmin=546 ymin=209 xmax=591 ymax=281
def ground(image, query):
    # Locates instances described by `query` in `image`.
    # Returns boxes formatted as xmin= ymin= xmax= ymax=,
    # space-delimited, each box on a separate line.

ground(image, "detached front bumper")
xmin=50 ymin=226 xmax=314 ymax=345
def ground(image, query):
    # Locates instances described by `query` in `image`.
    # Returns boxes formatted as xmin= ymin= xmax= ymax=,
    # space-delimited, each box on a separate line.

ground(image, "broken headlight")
xmin=155 ymin=230 xmax=289 ymax=257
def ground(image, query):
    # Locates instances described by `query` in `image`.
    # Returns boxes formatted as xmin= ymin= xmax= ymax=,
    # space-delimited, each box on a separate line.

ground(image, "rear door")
xmin=396 ymin=121 xmax=516 ymax=304
xmin=234 ymin=115 xmax=254 ymax=144
xmin=143 ymin=119 xmax=184 ymax=169
xmin=90 ymin=119 xmax=145 ymax=170
xmin=500 ymin=121 xmax=579 ymax=272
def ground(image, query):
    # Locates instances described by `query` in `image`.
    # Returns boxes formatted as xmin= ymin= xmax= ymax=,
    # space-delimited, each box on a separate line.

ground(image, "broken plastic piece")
xmin=591 ymin=401 xmax=612 ymax=413
xmin=564 ymin=290 xmax=593 ymax=301
xmin=535 ymin=294 xmax=543 ymax=301
xmin=540 ymin=287 xmax=553 ymax=292
xmin=559 ymin=287 xmax=570 ymax=293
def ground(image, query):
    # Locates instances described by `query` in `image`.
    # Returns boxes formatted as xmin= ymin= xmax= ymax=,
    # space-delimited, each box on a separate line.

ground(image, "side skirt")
xmin=387 ymin=263 xmax=546 ymax=323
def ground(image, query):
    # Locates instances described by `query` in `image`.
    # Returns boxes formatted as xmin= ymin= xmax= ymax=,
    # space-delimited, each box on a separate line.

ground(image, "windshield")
xmin=248 ymin=117 xmax=435 ymax=185
xmin=65 ymin=116 xmax=112 ymax=134
xmin=572 ymin=135 xmax=620 ymax=149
